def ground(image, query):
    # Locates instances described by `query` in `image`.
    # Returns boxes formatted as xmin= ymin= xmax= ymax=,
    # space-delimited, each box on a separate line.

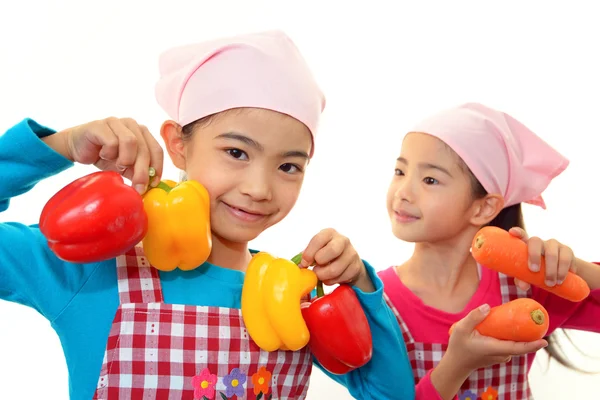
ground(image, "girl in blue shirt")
xmin=0 ymin=30 xmax=414 ymax=400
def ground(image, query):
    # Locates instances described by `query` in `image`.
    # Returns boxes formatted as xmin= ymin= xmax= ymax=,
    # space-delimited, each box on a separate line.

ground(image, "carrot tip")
xmin=474 ymin=235 xmax=485 ymax=250
xmin=530 ymin=309 xmax=545 ymax=325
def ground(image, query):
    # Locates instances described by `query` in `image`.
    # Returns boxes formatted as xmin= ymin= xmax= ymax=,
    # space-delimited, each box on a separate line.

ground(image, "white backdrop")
xmin=1 ymin=1 xmax=599 ymax=399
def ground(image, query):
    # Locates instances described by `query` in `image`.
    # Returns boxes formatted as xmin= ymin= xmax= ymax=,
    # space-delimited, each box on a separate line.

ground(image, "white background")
xmin=1 ymin=0 xmax=599 ymax=398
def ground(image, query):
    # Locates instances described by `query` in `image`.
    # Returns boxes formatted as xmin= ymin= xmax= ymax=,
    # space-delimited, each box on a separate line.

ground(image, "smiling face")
xmin=161 ymin=108 xmax=312 ymax=245
xmin=386 ymin=132 xmax=490 ymax=243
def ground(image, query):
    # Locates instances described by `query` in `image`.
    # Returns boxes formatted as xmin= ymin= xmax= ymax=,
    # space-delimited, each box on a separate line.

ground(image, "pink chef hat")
xmin=155 ymin=30 xmax=326 ymax=157
xmin=410 ymin=102 xmax=569 ymax=209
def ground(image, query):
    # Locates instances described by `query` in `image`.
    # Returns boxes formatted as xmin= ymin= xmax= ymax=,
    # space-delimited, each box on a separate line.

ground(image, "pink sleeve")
xmin=415 ymin=369 xmax=458 ymax=400
xmin=532 ymin=264 xmax=600 ymax=333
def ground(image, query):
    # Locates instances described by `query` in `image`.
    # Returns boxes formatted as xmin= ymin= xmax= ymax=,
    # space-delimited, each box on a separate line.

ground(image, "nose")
xmin=393 ymin=176 xmax=415 ymax=203
xmin=239 ymin=168 xmax=273 ymax=202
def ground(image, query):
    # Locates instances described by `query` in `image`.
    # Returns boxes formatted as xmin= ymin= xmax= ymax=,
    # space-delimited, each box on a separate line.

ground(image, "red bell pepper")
xmin=301 ymin=280 xmax=373 ymax=374
xmin=39 ymin=171 xmax=148 ymax=263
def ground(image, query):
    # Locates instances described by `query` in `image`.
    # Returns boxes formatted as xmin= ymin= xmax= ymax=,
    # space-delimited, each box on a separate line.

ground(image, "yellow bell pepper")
xmin=141 ymin=179 xmax=212 ymax=271
xmin=241 ymin=252 xmax=317 ymax=352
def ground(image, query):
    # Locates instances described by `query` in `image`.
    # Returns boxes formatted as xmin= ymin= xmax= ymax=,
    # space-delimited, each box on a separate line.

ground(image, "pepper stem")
xmin=291 ymin=252 xmax=303 ymax=265
xmin=291 ymin=252 xmax=324 ymax=297
xmin=156 ymin=181 xmax=173 ymax=193
xmin=316 ymin=280 xmax=325 ymax=298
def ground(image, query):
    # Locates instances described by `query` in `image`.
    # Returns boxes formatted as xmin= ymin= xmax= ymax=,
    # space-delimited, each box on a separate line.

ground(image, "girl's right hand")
xmin=44 ymin=117 xmax=164 ymax=194
xmin=447 ymin=304 xmax=548 ymax=371
xmin=430 ymin=304 xmax=548 ymax=399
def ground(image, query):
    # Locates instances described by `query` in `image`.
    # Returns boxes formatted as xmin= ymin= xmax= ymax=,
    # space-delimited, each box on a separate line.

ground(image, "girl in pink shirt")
xmin=378 ymin=102 xmax=600 ymax=400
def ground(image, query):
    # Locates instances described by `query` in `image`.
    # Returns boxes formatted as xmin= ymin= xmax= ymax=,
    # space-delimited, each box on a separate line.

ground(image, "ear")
xmin=469 ymin=194 xmax=505 ymax=226
xmin=160 ymin=120 xmax=187 ymax=170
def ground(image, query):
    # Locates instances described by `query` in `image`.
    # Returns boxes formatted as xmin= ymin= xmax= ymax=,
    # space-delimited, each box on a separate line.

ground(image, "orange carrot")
xmin=449 ymin=298 xmax=550 ymax=342
xmin=471 ymin=226 xmax=590 ymax=302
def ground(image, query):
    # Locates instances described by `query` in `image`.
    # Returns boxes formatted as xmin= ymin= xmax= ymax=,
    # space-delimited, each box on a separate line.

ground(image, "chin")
xmin=391 ymin=224 xmax=425 ymax=243
xmin=213 ymin=225 xmax=264 ymax=244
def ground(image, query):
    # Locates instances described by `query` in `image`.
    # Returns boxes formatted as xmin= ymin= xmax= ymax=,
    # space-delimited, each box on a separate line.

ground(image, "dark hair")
xmin=181 ymin=113 xmax=220 ymax=139
xmin=467 ymin=165 xmax=593 ymax=373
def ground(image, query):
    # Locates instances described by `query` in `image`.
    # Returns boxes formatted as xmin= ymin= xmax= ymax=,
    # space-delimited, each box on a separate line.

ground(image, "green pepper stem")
xmin=291 ymin=252 xmax=303 ymax=265
xmin=291 ymin=252 xmax=324 ymax=298
xmin=316 ymin=280 xmax=325 ymax=298
xmin=156 ymin=181 xmax=173 ymax=193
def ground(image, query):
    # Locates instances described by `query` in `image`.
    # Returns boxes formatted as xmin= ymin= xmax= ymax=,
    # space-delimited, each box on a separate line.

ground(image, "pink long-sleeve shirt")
xmin=379 ymin=264 xmax=600 ymax=399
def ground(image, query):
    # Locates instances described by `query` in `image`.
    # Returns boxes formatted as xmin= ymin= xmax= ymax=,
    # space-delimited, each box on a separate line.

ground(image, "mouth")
xmin=222 ymin=202 xmax=270 ymax=223
xmin=393 ymin=210 xmax=420 ymax=223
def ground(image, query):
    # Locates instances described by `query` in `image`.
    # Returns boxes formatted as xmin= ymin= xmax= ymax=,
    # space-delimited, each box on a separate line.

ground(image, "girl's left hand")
xmin=509 ymin=227 xmax=576 ymax=291
xmin=300 ymin=228 xmax=375 ymax=292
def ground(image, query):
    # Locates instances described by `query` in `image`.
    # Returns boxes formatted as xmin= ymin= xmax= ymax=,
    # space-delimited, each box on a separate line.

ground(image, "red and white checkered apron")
xmin=384 ymin=272 xmax=533 ymax=400
xmin=93 ymin=246 xmax=312 ymax=400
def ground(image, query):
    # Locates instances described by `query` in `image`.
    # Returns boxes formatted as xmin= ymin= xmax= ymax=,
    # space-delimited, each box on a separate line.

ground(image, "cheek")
xmin=386 ymin=183 xmax=397 ymax=209
xmin=185 ymin=158 xmax=232 ymax=200
xmin=275 ymin=179 xmax=303 ymax=212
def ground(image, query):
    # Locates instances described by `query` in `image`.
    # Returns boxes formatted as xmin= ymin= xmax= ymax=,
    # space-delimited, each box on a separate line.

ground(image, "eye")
xmin=423 ymin=177 xmax=439 ymax=185
xmin=226 ymin=148 xmax=248 ymax=160
xmin=280 ymin=163 xmax=302 ymax=174
xmin=394 ymin=168 xmax=404 ymax=176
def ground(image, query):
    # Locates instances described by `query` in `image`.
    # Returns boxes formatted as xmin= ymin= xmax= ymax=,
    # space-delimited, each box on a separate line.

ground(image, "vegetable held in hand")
xmin=450 ymin=298 xmax=550 ymax=342
xmin=472 ymin=226 xmax=590 ymax=302
xmin=142 ymin=178 xmax=211 ymax=271
xmin=241 ymin=252 xmax=317 ymax=352
xmin=302 ymin=281 xmax=373 ymax=374
xmin=40 ymin=171 xmax=148 ymax=263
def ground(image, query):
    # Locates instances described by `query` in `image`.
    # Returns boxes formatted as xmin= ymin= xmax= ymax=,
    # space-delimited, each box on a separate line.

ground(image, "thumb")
xmin=458 ymin=304 xmax=491 ymax=333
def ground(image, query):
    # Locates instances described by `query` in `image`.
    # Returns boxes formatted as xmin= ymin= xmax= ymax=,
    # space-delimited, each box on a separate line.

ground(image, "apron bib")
xmin=384 ymin=273 xmax=533 ymax=399
xmin=93 ymin=246 xmax=312 ymax=399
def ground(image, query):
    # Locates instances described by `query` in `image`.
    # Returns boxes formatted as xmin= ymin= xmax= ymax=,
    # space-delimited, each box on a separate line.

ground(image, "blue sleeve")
xmin=0 ymin=119 xmax=98 ymax=321
xmin=314 ymin=260 xmax=416 ymax=400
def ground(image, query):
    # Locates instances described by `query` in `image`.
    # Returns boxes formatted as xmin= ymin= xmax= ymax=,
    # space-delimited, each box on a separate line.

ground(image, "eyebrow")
xmin=216 ymin=132 xmax=264 ymax=151
xmin=216 ymin=132 xmax=309 ymax=160
xmin=396 ymin=157 xmax=453 ymax=177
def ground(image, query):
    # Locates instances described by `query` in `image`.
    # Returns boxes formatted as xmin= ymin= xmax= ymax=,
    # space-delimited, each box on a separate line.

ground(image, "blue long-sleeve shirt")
xmin=0 ymin=119 xmax=415 ymax=400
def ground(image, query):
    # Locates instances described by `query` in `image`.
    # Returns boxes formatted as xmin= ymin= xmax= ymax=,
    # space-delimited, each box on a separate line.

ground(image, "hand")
xmin=300 ymin=228 xmax=375 ymax=292
xmin=44 ymin=117 xmax=164 ymax=194
xmin=509 ymin=227 xmax=576 ymax=291
xmin=431 ymin=304 xmax=548 ymax=399
xmin=447 ymin=304 xmax=548 ymax=372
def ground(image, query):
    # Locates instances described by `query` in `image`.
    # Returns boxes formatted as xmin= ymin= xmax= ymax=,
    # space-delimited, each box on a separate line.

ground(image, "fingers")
xmin=107 ymin=118 xmax=139 ymax=169
xmin=313 ymin=234 xmax=348 ymax=266
xmin=522 ymin=231 xmax=576 ymax=286
xmin=542 ymin=239 xmax=560 ymax=286
xmin=141 ymin=125 xmax=164 ymax=187
xmin=88 ymin=120 xmax=119 ymax=162
xmin=514 ymin=278 xmax=531 ymax=292
xmin=489 ymin=338 xmax=548 ymax=357
xmin=509 ymin=227 xmax=528 ymax=241
xmin=527 ymin=236 xmax=544 ymax=273
xmin=100 ymin=118 xmax=162 ymax=194
xmin=118 ymin=119 xmax=151 ymax=193
xmin=454 ymin=304 xmax=491 ymax=334
xmin=301 ymin=229 xmax=365 ymax=286
xmin=314 ymin=249 xmax=360 ymax=285
xmin=300 ymin=229 xmax=336 ymax=267
xmin=556 ymin=245 xmax=574 ymax=285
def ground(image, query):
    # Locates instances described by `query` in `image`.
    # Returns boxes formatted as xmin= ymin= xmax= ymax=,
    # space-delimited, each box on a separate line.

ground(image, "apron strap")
xmin=383 ymin=292 xmax=416 ymax=343
xmin=498 ymin=272 xmax=530 ymax=303
xmin=116 ymin=245 xmax=164 ymax=304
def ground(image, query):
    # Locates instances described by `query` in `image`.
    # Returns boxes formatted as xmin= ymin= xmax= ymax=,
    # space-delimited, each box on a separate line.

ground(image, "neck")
xmin=406 ymin=227 xmax=480 ymax=292
xmin=207 ymin=233 xmax=252 ymax=272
